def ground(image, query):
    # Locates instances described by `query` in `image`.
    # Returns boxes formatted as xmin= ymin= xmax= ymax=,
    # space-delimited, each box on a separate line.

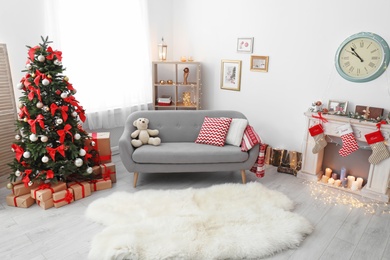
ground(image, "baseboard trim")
xmin=112 ymin=146 xmax=119 ymax=156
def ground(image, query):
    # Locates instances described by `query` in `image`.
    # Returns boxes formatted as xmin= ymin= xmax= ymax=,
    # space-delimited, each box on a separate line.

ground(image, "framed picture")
xmin=220 ymin=60 xmax=242 ymax=91
xmin=250 ymin=55 xmax=269 ymax=72
xmin=237 ymin=37 xmax=254 ymax=53
xmin=328 ymin=100 xmax=348 ymax=114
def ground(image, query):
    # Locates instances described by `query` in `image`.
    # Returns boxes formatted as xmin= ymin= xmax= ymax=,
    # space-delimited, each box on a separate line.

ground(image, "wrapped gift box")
xmin=52 ymin=189 xmax=74 ymax=208
xmin=6 ymin=193 xmax=35 ymax=208
xmin=12 ymin=182 xmax=39 ymax=196
xmin=89 ymin=178 xmax=112 ymax=192
xmin=67 ymin=181 xmax=92 ymax=200
xmin=31 ymin=182 xmax=67 ymax=201
xmin=100 ymin=163 xmax=116 ymax=183
xmin=86 ymin=132 xmax=112 ymax=164
xmin=37 ymin=198 xmax=54 ymax=210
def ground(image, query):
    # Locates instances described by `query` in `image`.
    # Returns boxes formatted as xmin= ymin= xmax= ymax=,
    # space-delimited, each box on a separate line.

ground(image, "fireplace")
xmin=298 ymin=112 xmax=390 ymax=202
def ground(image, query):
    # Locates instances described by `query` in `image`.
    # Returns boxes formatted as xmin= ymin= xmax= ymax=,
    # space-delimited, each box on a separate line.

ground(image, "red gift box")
xmin=86 ymin=132 xmax=112 ymax=164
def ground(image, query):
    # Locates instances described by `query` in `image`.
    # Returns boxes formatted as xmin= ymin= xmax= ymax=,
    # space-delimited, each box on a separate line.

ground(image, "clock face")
xmin=335 ymin=32 xmax=390 ymax=82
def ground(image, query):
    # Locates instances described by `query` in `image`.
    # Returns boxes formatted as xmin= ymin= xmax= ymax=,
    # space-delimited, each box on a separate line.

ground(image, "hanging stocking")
xmin=309 ymin=124 xmax=327 ymax=154
xmin=365 ymin=122 xmax=390 ymax=164
xmin=337 ymin=124 xmax=359 ymax=157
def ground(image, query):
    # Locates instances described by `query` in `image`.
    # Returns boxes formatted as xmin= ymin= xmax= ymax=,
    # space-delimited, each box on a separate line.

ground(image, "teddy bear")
xmin=131 ymin=118 xmax=161 ymax=147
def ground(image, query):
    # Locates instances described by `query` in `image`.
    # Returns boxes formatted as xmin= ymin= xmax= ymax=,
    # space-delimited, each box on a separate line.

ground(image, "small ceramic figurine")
xmin=183 ymin=67 xmax=189 ymax=85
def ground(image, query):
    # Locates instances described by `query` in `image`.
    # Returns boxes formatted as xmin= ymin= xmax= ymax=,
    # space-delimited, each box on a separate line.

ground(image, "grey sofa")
xmin=119 ymin=110 xmax=259 ymax=187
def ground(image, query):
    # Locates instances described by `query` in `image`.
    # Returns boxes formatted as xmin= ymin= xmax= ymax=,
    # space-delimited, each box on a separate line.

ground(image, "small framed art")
xmin=250 ymin=55 xmax=269 ymax=72
xmin=237 ymin=37 xmax=254 ymax=53
xmin=328 ymin=100 xmax=348 ymax=114
xmin=220 ymin=60 xmax=242 ymax=91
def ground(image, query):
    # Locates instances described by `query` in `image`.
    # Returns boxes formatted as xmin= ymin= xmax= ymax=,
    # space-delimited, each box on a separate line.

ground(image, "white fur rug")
xmin=85 ymin=182 xmax=313 ymax=260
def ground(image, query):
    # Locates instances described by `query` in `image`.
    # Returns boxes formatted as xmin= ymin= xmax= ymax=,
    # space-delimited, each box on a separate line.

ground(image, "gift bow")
xmin=312 ymin=112 xmax=328 ymax=123
xmin=66 ymin=82 xmax=74 ymax=91
xmin=27 ymin=85 xmax=42 ymax=102
xmin=33 ymin=70 xmax=50 ymax=86
xmin=21 ymin=74 xmax=31 ymax=88
xmin=53 ymin=189 xmax=73 ymax=204
xmin=57 ymin=124 xmax=73 ymax=143
xmin=376 ymin=120 xmax=387 ymax=130
xmin=46 ymin=46 xmax=62 ymax=61
xmin=11 ymin=144 xmax=24 ymax=162
xmin=22 ymin=169 xmax=32 ymax=187
xmin=50 ymin=103 xmax=69 ymax=122
xmin=18 ymin=106 xmax=30 ymax=120
xmin=46 ymin=145 xmax=65 ymax=161
xmin=46 ymin=169 xmax=54 ymax=179
xmin=28 ymin=114 xmax=45 ymax=134
xmin=28 ymin=46 xmax=40 ymax=61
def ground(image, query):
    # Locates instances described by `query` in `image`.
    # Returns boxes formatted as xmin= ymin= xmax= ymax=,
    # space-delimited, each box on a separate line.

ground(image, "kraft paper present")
xmin=12 ymin=182 xmax=39 ymax=196
xmin=68 ymin=181 xmax=91 ymax=201
xmin=37 ymin=198 xmax=54 ymax=210
xmin=52 ymin=189 xmax=74 ymax=208
xmin=100 ymin=163 xmax=116 ymax=183
xmin=6 ymin=193 xmax=35 ymax=208
xmin=86 ymin=132 xmax=112 ymax=164
xmin=89 ymin=179 xmax=112 ymax=192
xmin=31 ymin=182 xmax=67 ymax=201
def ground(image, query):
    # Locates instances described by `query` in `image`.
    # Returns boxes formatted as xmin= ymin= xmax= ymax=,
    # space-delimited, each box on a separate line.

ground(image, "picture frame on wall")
xmin=237 ymin=37 xmax=254 ymax=53
xmin=250 ymin=55 xmax=269 ymax=72
xmin=220 ymin=60 xmax=242 ymax=91
xmin=328 ymin=100 xmax=348 ymax=114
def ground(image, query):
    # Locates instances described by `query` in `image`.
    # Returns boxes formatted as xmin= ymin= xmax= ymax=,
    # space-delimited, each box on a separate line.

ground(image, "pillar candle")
xmin=347 ymin=176 xmax=356 ymax=189
xmin=340 ymin=167 xmax=347 ymax=180
xmin=341 ymin=178 xmax=348 ymax=188
xmin=321 ymin=175 xmax=330 ymax=184
xmin=325 ymin=168 xmax=332 ymax=178
xmin=351 ymin=181 xmax=359 ymax=191
xmin=334 ymin=180 xmax=341 ymax=187
xmin=328 ymin=178 xmax=335 ymax=185
xmin=357 ymin=177 xmax=364 ymax=189
xmin=332 ymin=173 xmax=338 ymax=180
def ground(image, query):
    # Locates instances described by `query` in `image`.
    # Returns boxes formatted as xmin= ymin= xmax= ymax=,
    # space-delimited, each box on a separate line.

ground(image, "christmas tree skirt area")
xmin=85 ymin=182 xmax=313 ymax=259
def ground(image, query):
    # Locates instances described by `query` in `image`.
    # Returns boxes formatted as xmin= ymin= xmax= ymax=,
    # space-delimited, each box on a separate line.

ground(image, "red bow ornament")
xmin=50 ymin=103 xmax=69 ymax=122
xmin=18 ymin=106 xmax=30 ymax=120
xmin=46 ymin=46 xmax=62 ymax=61
xmin=57 ymin=124 xmax=73 ymax=143
xmin=28 ymin=46 xmax=40 ymax=61
xmin=46 ymin=145 xmax=65 ymax=161
xmin=11 ymin=144 xmax=24 ymax=162
xmin=46 ymin=170 xmax=54 ymax=179
xmin=27 ymin=85 xmax=42 ymax=102
xmin=22 ymin=169 xmax=32 ymax=187
xmin=28 ymin=114 xmax=45 ymax=134
xmin=33 ymin=70 xmax=50 ymax=86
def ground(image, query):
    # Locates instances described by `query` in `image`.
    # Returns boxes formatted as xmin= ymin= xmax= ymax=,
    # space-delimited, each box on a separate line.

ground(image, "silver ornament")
xmin=15 ymin=170 xmax=21 ymax=177
xmin=23 ymin=151 xmax=31 ymax=158
xmin=37 ymin=55 xmax=45 ymax=62
xmin=72 ymin=111 xmax=78 ymax=117
xmin=25 ymin=63 xmax=32 ymax=70
xmin=40 ymin=135 xmax=48 ymax=142
xmin=74 ymin=158 xmax=83 ymax=167
xmin=15 ymin=134 xmax=21 ymax=140
xmin=74 ymin=133 xmax=81 ymax=140
xmin=28 ymin=181 xmax=34 ymax=186
xmin=36 ymin=102 xmax=44 ymax=109
xmin=41 ymin=156 xmax=49 ymax=163
xmin=56 ymin=118 xmax=63 ymax=125
xmin=87 ymin=167 xmax=93 ymax=174
xmin=42 ymin=78 xmax=50 ymax=86
xmin=29 ymin=134 xmax=38 ymax=142
xmin=79 ymin=149 xmax=86 ymax=156
xmin=60 ymin=92 xmax=68 ymax=99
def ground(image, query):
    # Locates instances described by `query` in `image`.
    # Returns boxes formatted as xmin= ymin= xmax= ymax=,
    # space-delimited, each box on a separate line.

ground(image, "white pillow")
xmin=225 ymin=118 xmax=248 ymax=146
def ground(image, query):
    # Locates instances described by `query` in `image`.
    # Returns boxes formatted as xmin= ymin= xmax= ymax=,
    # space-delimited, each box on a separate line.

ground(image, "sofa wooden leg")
xmin=133 ymin=172 xmax=139 ymax=188
xmin=241 ymin=170 xmax=246 ymax=184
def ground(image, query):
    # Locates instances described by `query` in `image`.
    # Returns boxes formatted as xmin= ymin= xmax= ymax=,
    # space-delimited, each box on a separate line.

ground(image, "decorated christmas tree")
xmin=8 ymin=36 xmax=95 ymax=189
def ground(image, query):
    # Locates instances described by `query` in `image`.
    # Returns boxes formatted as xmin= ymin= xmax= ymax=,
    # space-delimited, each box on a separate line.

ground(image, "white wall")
xmin=148 ymin=0 xmax=390 ymax=152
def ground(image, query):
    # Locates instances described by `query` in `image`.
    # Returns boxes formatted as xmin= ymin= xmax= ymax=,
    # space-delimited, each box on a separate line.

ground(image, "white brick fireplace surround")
xmin=299 ymin=112 xmax=390 ymax=202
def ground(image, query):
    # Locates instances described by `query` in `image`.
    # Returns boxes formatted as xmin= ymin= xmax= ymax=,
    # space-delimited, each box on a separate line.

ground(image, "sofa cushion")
xmin=195 ymin=117 xmax=232 ymax=146
xmin=132 ymin=143 xmax=249 ymax=164
xmin=225 ymin=118 xmax=248 ymax=146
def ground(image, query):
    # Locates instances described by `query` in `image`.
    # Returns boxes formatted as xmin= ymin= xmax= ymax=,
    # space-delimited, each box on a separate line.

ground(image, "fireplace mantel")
xmin=298 ymin=112 xmax=390 ymax=202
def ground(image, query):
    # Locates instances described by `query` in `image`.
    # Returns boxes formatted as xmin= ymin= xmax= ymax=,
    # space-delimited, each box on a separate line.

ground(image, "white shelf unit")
xmin=152 ymin=61 xmax=201 ymax=110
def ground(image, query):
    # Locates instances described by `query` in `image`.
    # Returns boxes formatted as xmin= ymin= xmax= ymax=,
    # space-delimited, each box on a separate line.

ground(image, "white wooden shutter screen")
xmin=0 ymin=44 xmax=17 ymax=188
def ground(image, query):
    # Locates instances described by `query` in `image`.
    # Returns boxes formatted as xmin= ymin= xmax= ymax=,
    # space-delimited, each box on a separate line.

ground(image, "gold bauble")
xmin=64 ymin=76 xmax=69 ymax=82
xmin=47 ymin=74 xmax=52 ymax=79
xmin=31 ymin=73 xmax=35 ymax=78
xmin=6 ymin=183 xmax=13 ymax=189
xmin=23 ymin=117 xmax=28 ymax=122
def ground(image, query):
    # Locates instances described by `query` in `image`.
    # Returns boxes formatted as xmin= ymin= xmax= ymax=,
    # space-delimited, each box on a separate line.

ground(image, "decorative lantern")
xmin=158 ymin=37 xmax=167 ymax=61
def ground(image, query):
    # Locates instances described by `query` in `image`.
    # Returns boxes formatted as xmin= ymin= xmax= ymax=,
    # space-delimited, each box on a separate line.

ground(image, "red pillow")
xmin=195 ymin=117 xmax=232 ymax=146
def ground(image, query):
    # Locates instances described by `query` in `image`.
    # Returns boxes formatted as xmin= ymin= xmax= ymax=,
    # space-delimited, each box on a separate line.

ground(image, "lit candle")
xmin=347 ymin=176 xmax=356 ymax=189
xmin=321 ymin=175 xmax=330 ymax=183
xmin=328 ymin=178 xmax=335 ymax=185
xmin=325 ymin=168 xmax=332 ymax=178
xmin=357 ymin=177 xmax=364 ymax=189
xmin=340 ymin=167 xmax=347 ymax=180
xmin=334 ymin=180 xmax=341 ymax=187
xmin=332 ymin=173 xmax=338 ymax=180
xmin=351 ymin=181 xmax=359 ymax=191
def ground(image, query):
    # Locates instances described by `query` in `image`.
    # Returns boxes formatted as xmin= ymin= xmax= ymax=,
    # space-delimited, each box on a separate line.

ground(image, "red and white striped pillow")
xmin=195 ymin=117 xmax=232 ymax=146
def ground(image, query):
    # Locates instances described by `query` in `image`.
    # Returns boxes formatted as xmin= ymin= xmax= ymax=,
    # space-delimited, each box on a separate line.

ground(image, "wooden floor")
xmin=1 ymin=154 xmax=390 ymax=260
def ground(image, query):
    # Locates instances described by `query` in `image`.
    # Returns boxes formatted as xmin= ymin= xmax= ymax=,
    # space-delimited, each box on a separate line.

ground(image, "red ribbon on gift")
xmin=101 ymin=164 xmax=115 ymax=180
xmin=13 ymin=195 xmax=19 ymax=207
xmin=89 ymin=179 xmax=109 ymax=191
xmin=312 ymin=112 xmax=328 ymax=123
xmin=46 ymin=46 xmax=62 ymax=61
xmin=50 ymin=103 xmax=69 ymax=122
xmin=91 ymin=133 xmax=112 ymax=162
xmin=53 ymin=189 xmax=73 ymax=204
xmin=33 ymin=183 xmax=54 ymax=199
xmin=46 ymin=145 xmax=65 ymax=161
xmin=11 ymin=144 xmax=24 ymax=162
xmin=57 ymin=124 xmax=73 ymax=143
xmin=69 ymin=182 xmax=85 ymax=198
xmin=28 ymin=114 xmax=45 ymax=134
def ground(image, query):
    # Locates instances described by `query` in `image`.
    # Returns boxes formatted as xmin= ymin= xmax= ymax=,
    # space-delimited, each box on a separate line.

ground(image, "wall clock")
xmin=335 ymin=32 xmax=390 ymax=82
